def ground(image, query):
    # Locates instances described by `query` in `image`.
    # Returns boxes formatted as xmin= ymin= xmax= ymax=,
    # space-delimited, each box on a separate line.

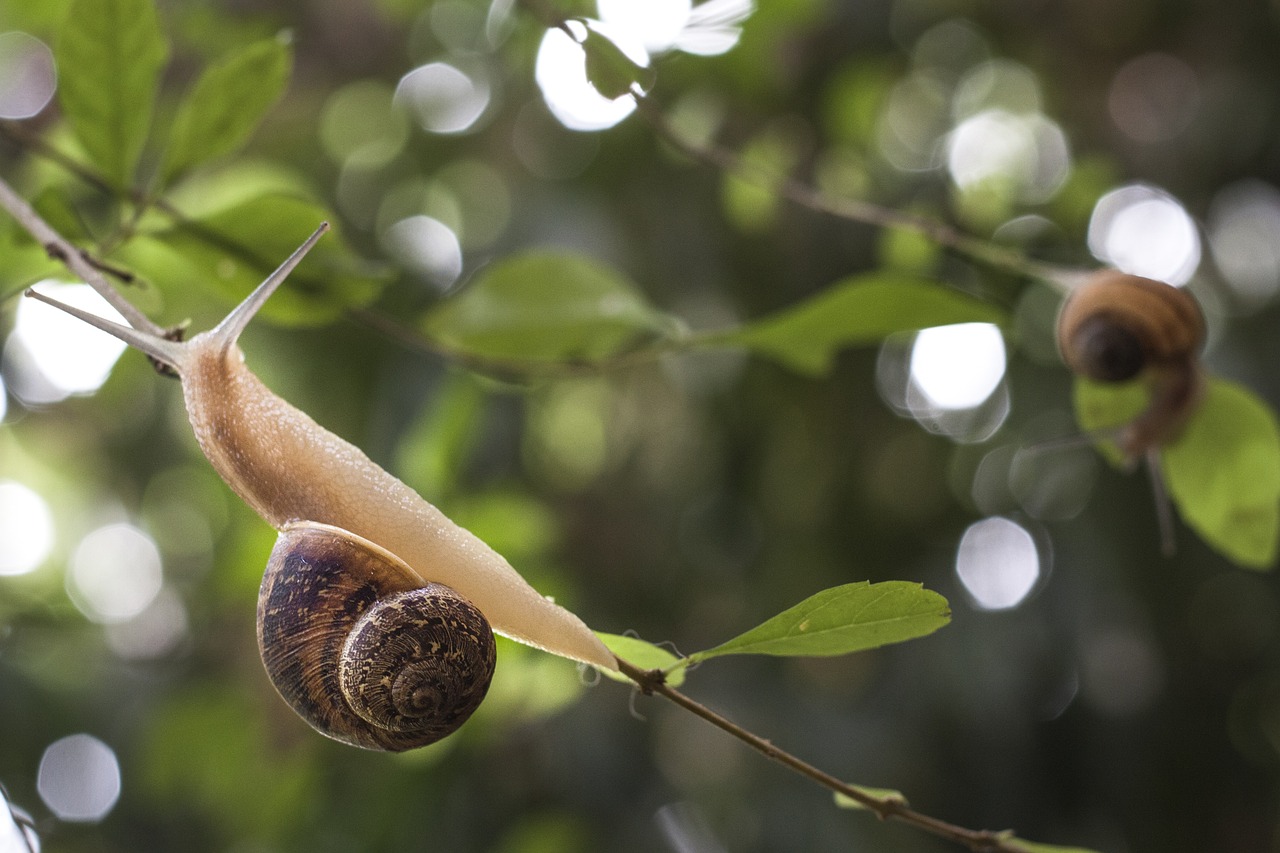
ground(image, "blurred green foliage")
xmin=3 ymin=0 xmax=1280 ymax=852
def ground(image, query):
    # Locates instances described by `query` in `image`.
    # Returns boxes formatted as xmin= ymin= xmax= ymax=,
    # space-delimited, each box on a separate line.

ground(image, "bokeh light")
xmin=535 ymin=21 xmax=647 ymax=131
xmin=0 ymin=481 xmax=55 ymax=576
xmin=598 ymin=0 xmax=691 ymax=52
xmin=877 ymin=327 xmax=1010 ymax=443
xmin=383 ymin=215 xmax=464 ymax=289
xmin=4 ymin=283 xmax=129 ymax=405
xmin=104 ymin=586 xmax=190 ymax=660
xmin=1079 ymin=628 xmax=1163 ymax=716
xmin=321 ymin=81 xmax=408 ymax=167
xmin=36 ymin=734 xmax=121 ymax=822
xmin=395 ymin=61 xmax=491 ymax=135
xmin=68 ymin=523 xmax=164 ymax=624
xmin=673 ymin=0 xmax=753 ymax=56
xmin=955 ymin=516 xmax=1041 ymax=610
xmin=0 ymin=31 xmax=56 ymax=120
xmin=1108 ymin=53 xmax=1200 ymax=143
xmin=1208 ymin=179 xmax=1280 ymax=311
xmin=0 ymin=373 xmax=7 ymax=421
xmin=1087 ymin=183 xmax=1200 ymax=285
xmin=0 ymin=785 xmax=39 ymax=853
xmin=909 ymin=323 xmax=1006 ymax=410
xmin=946 ymin=109 xmax=1069 ymax=203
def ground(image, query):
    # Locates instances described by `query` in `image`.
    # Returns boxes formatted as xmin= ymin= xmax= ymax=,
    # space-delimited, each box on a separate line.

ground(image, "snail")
xmin=1056 ymin=269 xmax=1206 ymax=461
xmin=26 ymin=223 xmax=618 ymax=751
xmin=1055 ymin=269 xmax=1206 ymax=555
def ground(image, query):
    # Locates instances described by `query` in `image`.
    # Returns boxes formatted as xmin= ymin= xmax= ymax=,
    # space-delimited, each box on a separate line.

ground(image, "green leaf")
xmin=1162 ymin=378 xmax=1280 ymax=568
xmin=119 ymin=193 xmax=383 ymax=326
xmin=55 ymin=0 xmax=168 ymax=188
xmin=580 ymin=27 xmax=654 ymax=100
xmin=160 ymin=37 xmax=293 ymax=185
xmin=423 ymin=251 xmax=682 ymax=364
xmin=718 ymin=275 xmax=1006 ymax=375
xmin=688 ymin=581 xmax=950 ymax=662
xmin=595 ymin=633 xmax=687 ymax=687
xmin=1071 ymin=377 xmax=1150 ymax=465
xmin=833 ymin=786 xmax=908 ymax=811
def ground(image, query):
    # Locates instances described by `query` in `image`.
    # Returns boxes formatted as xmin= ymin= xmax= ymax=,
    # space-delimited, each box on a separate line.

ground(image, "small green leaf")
xmin=688 ymin=581 xmax=950 ymax=662
xmin=1006 ymin=839 xmax=1103 ymax=853
xmin=833 ymin=786 xmax=908 ymax=811
xmin=718 ymin=275 xmax=1006 ymax=375
xmin=1163 ymin=378 xmax=1280 ymax=568
xmin=160 ymin=37 xmax=293 ymax=185
xmin=580 ymin=27 xmax=654 ymax=100
xmin=1071 ymin=377 xmax=1150 ymax=465
xmin=595 ymin=633 xmax=687 ymax=687
xmin=423 ymin=251 xmax=681 ymax=364
xmin=55 ymin=0 xmax=168 ymax=188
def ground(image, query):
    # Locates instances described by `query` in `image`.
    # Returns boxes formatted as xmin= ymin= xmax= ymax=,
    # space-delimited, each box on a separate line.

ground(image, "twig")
xmin=630 ymin=93 xmax=1076 ymax=291
xmin=615 ymin=658 xmax=1031 ymax=853
xmin=0 ymin=173 xmax=165 ymax=336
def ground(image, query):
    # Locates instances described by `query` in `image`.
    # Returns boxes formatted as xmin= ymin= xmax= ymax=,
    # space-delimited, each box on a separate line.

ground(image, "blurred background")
xmin=3 ymin=0 xmax=1280 ymax=850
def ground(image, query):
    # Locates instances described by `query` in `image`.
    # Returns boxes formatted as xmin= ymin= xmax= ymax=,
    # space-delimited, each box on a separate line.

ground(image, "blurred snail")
xmin=1056 ymin=269 xmax=1206 ymax=460
xmin=27 ymin=224 xmax=618 ymax=751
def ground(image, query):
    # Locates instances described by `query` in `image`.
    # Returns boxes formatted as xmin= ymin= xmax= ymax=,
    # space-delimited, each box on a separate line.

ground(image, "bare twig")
xmin=0 ymin=173 xmax=165 ymax=336
xmin=614 ymin=658 xmax=1034 ymax=853
xmin=629 ymin=93 xmax=1077 ymax=291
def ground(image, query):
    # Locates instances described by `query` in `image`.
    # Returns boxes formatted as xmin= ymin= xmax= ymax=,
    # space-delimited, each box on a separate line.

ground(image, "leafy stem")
xmin=613 ymin=657 xmax=1032 ymax=853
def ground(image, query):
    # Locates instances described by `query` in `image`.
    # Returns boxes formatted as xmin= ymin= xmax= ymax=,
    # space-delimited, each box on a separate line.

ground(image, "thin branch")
xmin=630 ymin=93 xmax=1077 ymax=291
xmin=615 ymin=659 xmax=1033 ymax=853
xmin=0 ymin=172 xmax=165 ymax=336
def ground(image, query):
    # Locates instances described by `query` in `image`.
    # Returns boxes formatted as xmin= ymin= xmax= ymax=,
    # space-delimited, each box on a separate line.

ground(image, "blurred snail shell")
xmin=1057 ymin=270 xmax=1205 ymax=382
xmin=1056 ymin=269 xmax=1206 ymax=458
xmin=258 ymin=521 xmax=497 ymax=752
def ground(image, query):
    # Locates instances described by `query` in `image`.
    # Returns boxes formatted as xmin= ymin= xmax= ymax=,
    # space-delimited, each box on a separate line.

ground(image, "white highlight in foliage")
xmin=956 ymin=516 xmax=1040 ymax=610
xmin=395 ymin=62 xmax=490 ymax=134
xmin=68 ymin=523 xmax=163 ymax=624
xmin=0 ymin=481 xmax=54 ymax=576
xmin=36 ymin=734 xmax=121 ymax=823
xmin=1088 ymin=184 xmax=1200 ymax=285
xmin=8 ymin=283 xmax=128 ymax=403
xmin=909 ymin=323 xmax=1006 ymax=410
xmin=535 ymin=21 xmax=647 ymax=131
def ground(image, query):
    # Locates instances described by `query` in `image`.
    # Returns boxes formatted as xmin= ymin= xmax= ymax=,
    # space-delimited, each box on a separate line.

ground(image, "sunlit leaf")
xmin=1071 ymin=377 xmax=1149 ymax=466
xmin=833 ymin=786 xmax=908 ymax=811
xmin=120 ymin=193 xmax=383 ymax=326
xmin=716 ymin=275 xmax=1006 ymax=375
xmin=161 ymin=37 xmax=292 ymax=185
xmin=596 ymin=632 xmax=687 ymax=687
xmin=688 ymin=581 xmax=950 ymax=661
xmin=423 ymin=251 xmax=682 ymax=364
xmin=1163 ymin=378 xmax=1280 ymax=568
xmin=55 ymin=0 xmax=168 ymax=187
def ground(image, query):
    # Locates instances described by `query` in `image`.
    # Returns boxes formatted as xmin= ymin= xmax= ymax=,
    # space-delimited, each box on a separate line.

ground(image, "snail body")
xmin=28 ymin=224 xmax=616 ymax=750
xmin=1056 ymin=270 xmax=1206 ymax=459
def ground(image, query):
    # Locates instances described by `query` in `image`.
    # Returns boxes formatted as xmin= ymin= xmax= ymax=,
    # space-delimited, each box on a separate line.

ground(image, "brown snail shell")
xmin=1055 ymin=270 xmax=1206 ymax=459
xmin=1056 ymin=270 xmax=1205 ymax=383
xmin=257 ymin=521 xmax=497 ymax=752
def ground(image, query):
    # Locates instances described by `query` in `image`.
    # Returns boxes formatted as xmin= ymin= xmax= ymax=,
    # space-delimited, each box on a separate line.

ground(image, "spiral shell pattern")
xmin=257 ymin=521 xmax=496 ymax=751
